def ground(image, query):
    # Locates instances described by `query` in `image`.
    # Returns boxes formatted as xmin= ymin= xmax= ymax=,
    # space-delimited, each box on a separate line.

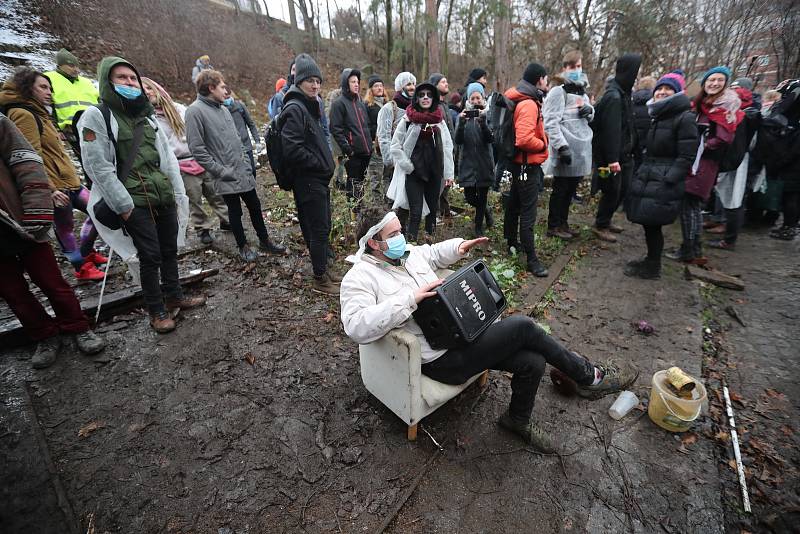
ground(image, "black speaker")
xmin=413 ymin=259 xmax=507 ymax=350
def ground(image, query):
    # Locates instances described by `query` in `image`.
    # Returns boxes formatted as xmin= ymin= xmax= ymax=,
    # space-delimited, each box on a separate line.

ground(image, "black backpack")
xmin=0 ymin=103 xmax=44 ymax=135
xmin=490 ymin=94 xmax=517 ymax=163
xmin=265 ymin=100 xmax=305 ymax=191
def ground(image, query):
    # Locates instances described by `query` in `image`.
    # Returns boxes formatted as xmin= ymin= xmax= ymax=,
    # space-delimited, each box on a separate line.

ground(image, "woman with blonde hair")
xmin=141 ymin=77 xmax=229 ymax=245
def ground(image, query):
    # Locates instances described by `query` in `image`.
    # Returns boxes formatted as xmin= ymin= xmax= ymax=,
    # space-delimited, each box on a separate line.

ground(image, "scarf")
xmin=393 ymin=91 xmax=411 ymax=109
xmin=404 ymin=105 xmax=443 ymax=138
xmin=699 ymin=88 xmax=744 ymax=134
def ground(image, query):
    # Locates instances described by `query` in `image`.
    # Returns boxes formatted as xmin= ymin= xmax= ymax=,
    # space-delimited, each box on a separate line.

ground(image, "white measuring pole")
xmin=723 ymin=385 xmax=751 ymax=513
xmin=94 ymin=249 xmax=113 ymax=324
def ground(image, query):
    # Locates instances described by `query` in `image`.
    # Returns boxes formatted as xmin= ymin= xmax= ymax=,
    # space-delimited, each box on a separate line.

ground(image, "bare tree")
xmin=494 ymin=0 xmax=512 ymax=91
xmin=425 ymin=0 xmax=441 ymax=73
xmin=287 ymin=0 xmax=298 ymax=28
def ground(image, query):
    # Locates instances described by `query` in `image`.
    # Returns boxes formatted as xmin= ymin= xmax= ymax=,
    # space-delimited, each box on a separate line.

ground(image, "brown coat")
xmin=0 ymin=80 xmax=81 ymax=191
xmin=0 ymin=115 xmax=53 ymax=248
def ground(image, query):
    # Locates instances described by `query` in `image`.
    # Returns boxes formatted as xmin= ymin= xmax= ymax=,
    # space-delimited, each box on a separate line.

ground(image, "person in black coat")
xmin=455 ymin=83 xmax=494 ymax=236
xmin=591 ymin=53 xmax=641 ymax=243
xmin=624 ymin=74 xmax=698 ymax=279
xmin=282 ymin=54 xmax=338 ymax=295
xmin=632 ymin=76 xmax=656 ymax=170
xmin=329 ymin=68 xmax=373 ymax=209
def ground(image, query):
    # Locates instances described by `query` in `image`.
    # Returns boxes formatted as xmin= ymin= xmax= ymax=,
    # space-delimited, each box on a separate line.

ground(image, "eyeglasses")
xmin=418 ymin=91 xmax=433 ymax=98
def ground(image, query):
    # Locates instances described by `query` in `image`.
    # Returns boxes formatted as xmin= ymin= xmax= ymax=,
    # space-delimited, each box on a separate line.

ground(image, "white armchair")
xmin=358 ymin=329 xmax=488 ymax=441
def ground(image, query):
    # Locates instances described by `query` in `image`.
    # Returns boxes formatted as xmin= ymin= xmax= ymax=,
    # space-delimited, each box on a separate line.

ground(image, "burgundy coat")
xmin=684 ymin=112 xmax=734 ymax=201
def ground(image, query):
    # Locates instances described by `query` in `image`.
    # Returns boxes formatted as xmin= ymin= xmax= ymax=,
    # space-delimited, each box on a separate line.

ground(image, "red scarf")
xmin=404 ymin=105 xmax=443 ymax=138
xmin=698 ymin=89 xmax=744 ymax=134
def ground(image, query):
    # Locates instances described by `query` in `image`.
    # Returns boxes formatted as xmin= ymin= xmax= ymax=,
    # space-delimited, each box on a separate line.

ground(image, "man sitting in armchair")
xmin=339 ymin=207 xmax=638 ymax=452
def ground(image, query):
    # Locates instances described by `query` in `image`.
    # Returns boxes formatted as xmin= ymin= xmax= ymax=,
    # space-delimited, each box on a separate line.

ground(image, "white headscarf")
xmin=346 ymin=211 xmax=399 ymax=263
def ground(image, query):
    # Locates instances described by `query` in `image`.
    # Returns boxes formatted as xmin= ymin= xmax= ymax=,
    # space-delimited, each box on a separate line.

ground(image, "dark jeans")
xmin=345 ymin=154 xmax=371 ymax=205
xmin=783 ymin=191 xmax=800 ymax=228
xmin=724 ymin=206 xmax=745 ymax=243
xmin=245 ymin=148 xmax=257 ymax=178
xmin=294 ymin=177 xmax=331 ymax=276
xmin=222 ymin=188 xmax=269 ymax=248
xmin=643 ymin=224 xmax=664 ymax=261
xmin=595 ymin=160 xmax=633 ymax=228
xmin=123 ymin=205 xmax=181 ymax=315
xmin=464 ymin=186 xmax=489 ymax=232
xmin=406 ymin=172 xmax=440 ymax=240
xmin=0 ymin=242 xmax=89 ymax=341
xmin=680 ymin=193 xmax=704 ymax=258
xmin=422 ymin=315 xmax=595 ymax=421
xmin=503 ymin=163 xmax=541 ymax=258
xmin=548 ymin=176 xmax=581 ymax=229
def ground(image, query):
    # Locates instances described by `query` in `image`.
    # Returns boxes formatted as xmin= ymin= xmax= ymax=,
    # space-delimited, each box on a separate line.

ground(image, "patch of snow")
xmin=0 ymin=0 xmax=60 ymax=79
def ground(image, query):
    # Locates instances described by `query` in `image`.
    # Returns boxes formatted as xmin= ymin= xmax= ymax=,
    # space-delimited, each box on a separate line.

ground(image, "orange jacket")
xmin=504 ymin=86 xmax=549 ymax=165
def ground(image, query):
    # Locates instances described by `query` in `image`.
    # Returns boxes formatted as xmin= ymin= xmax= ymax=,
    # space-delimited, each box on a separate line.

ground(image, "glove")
xmin=578 ymin=105 xmax=592 ymax=119
xmin=558 ymin=146 xmax=573 ymax=165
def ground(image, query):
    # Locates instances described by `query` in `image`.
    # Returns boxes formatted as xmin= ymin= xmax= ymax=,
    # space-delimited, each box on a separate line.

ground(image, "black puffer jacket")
xmin=632 ymin=88 xmax=652 ymax=162
xmin=592 ymin=53 xmax=642 ymax=165
xmin=626 ymin=93 xmax=698 ymax=226
xmin=455 ymin=113 xmax=494 ymax=188
xmin=282 ymin=86 xmax=335 ymax=182
xmin=329 ymin=69 xmax=373 ymax=157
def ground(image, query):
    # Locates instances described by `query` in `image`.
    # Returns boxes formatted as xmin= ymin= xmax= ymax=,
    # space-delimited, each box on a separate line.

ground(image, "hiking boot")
xmin=199 ymin=229 xmax=214 ymax=245
xmin=708 ymin=239 xmax=735 ymax=251
xmin=546 ymin=227 xmax=573 ymax=240
xmin=219 ymin=221 xmax=232 ymax=231
xmin=259 ymin=238 xmax=287 ymax=254
xmin=75 ymin=261 xmax=105 ymax=282
xmin=576 ymin=360 xmax=639 ymax=400
xmin=770 ymin=226 xmax=797 ymax=241
xmin=623 ymin=258 xmax=661 ymax=279
xmin=84 ymin=250 xmax=108 ymax=265
xmin=239 ymin=245 xmax=258 ymax=262
xmin=498 ymin=412 xmax=557 ymax=453
xmin=312 ymin=272 xmax=340 ymax=295
xmin=560 ymin=224 xmax=580 ymax=237
xmin=527 ymin=258 xmax=549 ymax=278
xmin=705 ymin=224 xmax=726 ymax=234
xmin=74 ymin=330 xmax=105 ymax=355
xmin=32 ymin=336 xmax=62 ymax=369
xmin=592 ymin=227 xmax=617 ymax=243
xmin=150 ymin=312 xmax=176 ymax=334
xmin=608 ymin=223 xmax=625 ymax=233
xmin=166 ymin=294 xmax=207 ymax=312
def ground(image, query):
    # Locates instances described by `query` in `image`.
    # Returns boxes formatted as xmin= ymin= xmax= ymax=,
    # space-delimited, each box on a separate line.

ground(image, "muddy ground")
xmin=1 ymin=169 xmax=798 ymax=533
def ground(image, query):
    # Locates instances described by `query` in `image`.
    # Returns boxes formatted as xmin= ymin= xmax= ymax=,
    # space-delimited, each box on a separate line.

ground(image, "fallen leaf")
xmin=322 ymin=312 xmax=335 ymax=324
xmin=730 ymin=391 xmax=744 ymax=403
xmin=78 ymin=421 xmax=105 ymax=438
xmin=714 ymin=431 xmax=730 ymax=442
xmin=681 ymin=433 xmax=698 ymax=447
xmin=727 ymin=458 xmax=738 ymax=471
xmin=244 ymin=352 xmax=255 ymax=365
xmin=779 ymin=425 xmax=794 ymax=437
xmin=765 ymin=388 xmax=785 ymax=400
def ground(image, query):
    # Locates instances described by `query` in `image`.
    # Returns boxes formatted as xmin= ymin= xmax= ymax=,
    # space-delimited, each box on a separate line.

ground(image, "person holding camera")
xmin=339 ymin=207 xmax=637 ymax=452
xmin=455 ymin=82 xmax=495 ymax=236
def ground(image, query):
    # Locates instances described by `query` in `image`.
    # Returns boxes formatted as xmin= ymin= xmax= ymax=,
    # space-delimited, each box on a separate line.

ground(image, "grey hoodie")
xmin=185 ymin=94 xmax=256 ymax=196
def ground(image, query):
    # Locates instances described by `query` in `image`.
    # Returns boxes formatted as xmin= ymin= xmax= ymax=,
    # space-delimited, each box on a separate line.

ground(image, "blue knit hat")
xmin=701 ymin=66 xmax=731 ymax=86
xmin=466 ymin=82 xmax=485 ymax=98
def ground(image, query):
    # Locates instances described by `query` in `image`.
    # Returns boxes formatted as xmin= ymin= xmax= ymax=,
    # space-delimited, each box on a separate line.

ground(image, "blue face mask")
xmin=114 ymin=84 xmax=142 ymax=100
xmin=381 ymin=234 xmax=407 ymax=260
xmin=223 ymin=97 xmax=234 ymax=106
xmin=566 ymin=70 xmax=583 ymax=82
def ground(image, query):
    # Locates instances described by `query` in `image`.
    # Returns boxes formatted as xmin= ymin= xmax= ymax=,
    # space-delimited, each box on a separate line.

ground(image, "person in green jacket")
xmin=79 ymin=56 xmax=206 ymax=334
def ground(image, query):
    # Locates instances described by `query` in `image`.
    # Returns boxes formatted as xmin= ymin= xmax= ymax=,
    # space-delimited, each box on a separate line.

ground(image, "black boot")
xmin=623 ymin=258 xmax=661 ymax=279
xmin=527 ymin=255 xmax=549 ymax=277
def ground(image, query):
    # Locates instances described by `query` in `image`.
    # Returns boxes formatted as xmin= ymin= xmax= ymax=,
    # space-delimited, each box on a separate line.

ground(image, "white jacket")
xmin=386 ymin=117 xmax=454 ymax=215
xmin=155 ymin=102 xmax=192 ymax=160
xmin=340 ymin=239 xmax=465 ymax=364
xmin=376 ymin=101 xmax=405 ymax=166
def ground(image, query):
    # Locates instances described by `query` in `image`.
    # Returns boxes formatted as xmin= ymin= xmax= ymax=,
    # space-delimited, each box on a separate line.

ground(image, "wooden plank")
xmin=685 ymin=265 xmax=745 ymax=291
xmin=0 ymin=269 xmax=218 ymax=346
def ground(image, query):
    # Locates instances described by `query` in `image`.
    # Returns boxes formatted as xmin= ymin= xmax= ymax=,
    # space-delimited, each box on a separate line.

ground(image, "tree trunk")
xmin=326 ymin=0 xmax=333 ymax=39
xmin=493 ymin=0 xmax=512 ymax=92
xmin=413 ymin=0 xmax=421 ymax=74
xmin=425 ymin=0 xmax=441 ymax=73
xmin=464 ymin=0 xmax=476 ymax=57
xmin=385 ymin=0 xmax=393 ymax=72
xmin=287 ymin=0 xmax=298 ymax=28
xmin=442 ymin=0 xmax=454 ymax=74
xmin=399 ymin=0 xmax=406 ymax=71
xmin=356 ymin=0 xmax=367 ymax=53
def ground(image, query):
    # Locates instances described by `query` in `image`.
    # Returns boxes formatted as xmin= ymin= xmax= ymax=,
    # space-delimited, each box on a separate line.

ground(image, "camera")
xmin=464 ymin=109 xmax=480 ymax=119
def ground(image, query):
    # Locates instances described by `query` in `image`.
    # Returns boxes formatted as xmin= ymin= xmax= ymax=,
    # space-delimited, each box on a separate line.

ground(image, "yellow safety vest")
xmin=43 ymin=70 xmax=99 ymax=131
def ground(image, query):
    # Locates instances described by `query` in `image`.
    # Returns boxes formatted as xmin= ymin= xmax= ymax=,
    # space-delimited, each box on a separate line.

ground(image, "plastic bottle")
xmin=609 ymin=391 xmax=639 ymax=420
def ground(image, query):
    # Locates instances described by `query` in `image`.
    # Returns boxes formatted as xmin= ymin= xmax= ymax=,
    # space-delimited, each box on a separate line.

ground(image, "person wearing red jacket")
xmin=503 ymin=63 xmax=550 ymax=277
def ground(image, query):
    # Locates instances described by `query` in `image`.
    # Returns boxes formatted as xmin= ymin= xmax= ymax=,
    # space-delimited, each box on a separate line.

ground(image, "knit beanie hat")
xmin=523 ymin=63 xmax=547 ymax=85
xmin=466 ymin=82 xmax=485 ymax=98
xmin=449 ymin=92 xmax=462 ymax=105
xmin=701 ymin=66 xmax=731 ymax=86
xmin=731 ymin=77 xmax=754 ymax=91
xmin=368 ymin=75 xmax=383 ymax=88
xmin=394 ymin=72 xmax=416 ymax=92
xmin=56 ymin=48 xmax=79 ymax=67
xmin=654 ymin=74 xmax=682 ymax=94
xmin=275 ymin=78 xmax=287 ymax=92
xmin=468 ymin=68 xmax=487 ymax=82
xmin=429 ymin=73 xmax=445 ymax=87
xmin=293 ymin=53 xmax=323 ymax=85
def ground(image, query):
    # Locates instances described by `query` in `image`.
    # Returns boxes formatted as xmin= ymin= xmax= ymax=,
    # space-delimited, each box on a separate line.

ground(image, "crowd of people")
xmin=0 ymin=46 xmax=798 ymax=446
